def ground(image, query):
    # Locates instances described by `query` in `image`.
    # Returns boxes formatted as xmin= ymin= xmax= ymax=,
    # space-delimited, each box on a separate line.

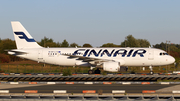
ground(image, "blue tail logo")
xmin=14 ymin=32 xmax=35 ymax=42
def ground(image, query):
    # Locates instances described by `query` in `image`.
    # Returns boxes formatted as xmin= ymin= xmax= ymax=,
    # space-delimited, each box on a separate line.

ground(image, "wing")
xmin=63 ymin=54 xmax=113 ymax=65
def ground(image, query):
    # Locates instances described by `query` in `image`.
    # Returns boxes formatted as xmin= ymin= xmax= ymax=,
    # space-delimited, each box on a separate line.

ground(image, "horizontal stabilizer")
xmin=7 ymin=50 xmax=27 ymax=56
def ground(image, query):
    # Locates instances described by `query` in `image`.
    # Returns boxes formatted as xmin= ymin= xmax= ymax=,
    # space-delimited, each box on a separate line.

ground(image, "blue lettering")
xmin=72 ymin=49 xmax=147 ymax=57
xmin=73 ymin=49 xmax=85 ymax=55
xmin=88 ymin=49 xmax=102 ymax=57
xmin=83 ymin=49 xmax=90 ymax=57
xmin=132 ymin=49 xmax=146 ymax=57
xmin=127 ymin=49 xmax=134 ymax=57
xmin=113 ymin=49 xmax=127 ymax=57
xmin=101 ymin=49 xmax=115 ymax=57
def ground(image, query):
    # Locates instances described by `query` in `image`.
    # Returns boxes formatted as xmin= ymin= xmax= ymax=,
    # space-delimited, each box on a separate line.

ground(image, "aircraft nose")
xmin=169 ymin=56 xmax=175 ymax=64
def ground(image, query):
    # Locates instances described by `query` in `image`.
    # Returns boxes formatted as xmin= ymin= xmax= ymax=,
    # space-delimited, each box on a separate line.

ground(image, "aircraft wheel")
xmin=150 ymin=71 xmax=154 ymax=75
xmin=94 ymin=69 xmax=101 ymax=74
xmin=88 ymin=70 xmax=94 ymax=74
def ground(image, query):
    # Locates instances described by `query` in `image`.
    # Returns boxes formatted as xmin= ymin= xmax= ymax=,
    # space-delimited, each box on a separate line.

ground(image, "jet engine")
xmin=103 ymin=62 xmax=128 ymax=72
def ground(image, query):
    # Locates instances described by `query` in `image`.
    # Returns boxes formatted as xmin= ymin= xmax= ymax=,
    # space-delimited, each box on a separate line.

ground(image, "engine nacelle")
xmin=103 ymin=62 xmax=128 ymax=72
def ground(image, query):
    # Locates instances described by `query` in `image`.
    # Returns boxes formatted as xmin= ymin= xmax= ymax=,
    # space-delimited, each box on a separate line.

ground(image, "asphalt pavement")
xmin=0 ymin=84 xmax=175 ymax=93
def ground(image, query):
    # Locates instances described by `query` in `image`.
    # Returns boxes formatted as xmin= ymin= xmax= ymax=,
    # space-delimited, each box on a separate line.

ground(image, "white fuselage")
xmin=9 ymin=47 xmax=175 ymax=67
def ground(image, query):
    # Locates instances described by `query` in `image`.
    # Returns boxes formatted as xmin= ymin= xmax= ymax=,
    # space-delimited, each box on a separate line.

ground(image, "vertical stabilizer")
xmin=11 ymin=21 xmax=42 ymax=49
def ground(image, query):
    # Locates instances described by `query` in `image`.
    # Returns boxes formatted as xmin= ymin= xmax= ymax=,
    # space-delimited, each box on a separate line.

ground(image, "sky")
xmin=0 ymin=0 xmax=180 ymax=47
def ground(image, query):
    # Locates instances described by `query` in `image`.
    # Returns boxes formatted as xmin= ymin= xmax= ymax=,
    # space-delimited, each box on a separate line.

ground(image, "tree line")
xmin=0 ymin=35 xmax=180 ymax=63
xmin=39 ymin=35 xmax=151 ymax=48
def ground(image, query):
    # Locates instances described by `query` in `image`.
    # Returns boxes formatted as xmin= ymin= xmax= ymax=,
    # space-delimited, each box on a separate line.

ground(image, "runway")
xmin=0 ymin=84 xmax=176 ymax=93
xmin=0 ymin=82 xmax=179 ymax=100
xmin=0 ymin=74 xmax=179 ymax=100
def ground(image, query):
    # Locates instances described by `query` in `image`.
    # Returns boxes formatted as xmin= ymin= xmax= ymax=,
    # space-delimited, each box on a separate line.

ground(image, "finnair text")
xmin=73 ymin=49 xmax=146 ymax=57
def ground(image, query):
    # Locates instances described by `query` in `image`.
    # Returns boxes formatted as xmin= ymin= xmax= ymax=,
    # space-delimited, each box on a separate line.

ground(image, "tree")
xmin=121 ymin=35 xmax=140 ymax=47
xmin=56 ymin=42 xmax=61 ymax=47
xmin=40 ymin=37 xmax=61 ymax=47
xmin=0 ymin=38 xmax=17 ymax=62
xmin=121 ymin=35 xmax=151 ymax=47
xmin=137 ymin=39 xmax=151 ymax=47
xmin=0 ymin=53 xmax=10 ymax=63
xmin=153 ymin=42 xmax=166 ymax=50
xmin=101 ymin=43 xmax=120 ymax=47
xmin=0 ymin=39 xmax=16 ymax=54
xmin=82 ymin=43 xmax=92 ymax=47
xmin=70 ymin=43 xmax=80 ymax=47
xmin=170 ymin=45 xmax=178 ymax=52
xmin=61 ymin=39 xmax=69 ymax=47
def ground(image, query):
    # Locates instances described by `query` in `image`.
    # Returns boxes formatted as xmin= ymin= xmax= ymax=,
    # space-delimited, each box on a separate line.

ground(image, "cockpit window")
xmin=160 ymin=52 xmax=168 ymax=56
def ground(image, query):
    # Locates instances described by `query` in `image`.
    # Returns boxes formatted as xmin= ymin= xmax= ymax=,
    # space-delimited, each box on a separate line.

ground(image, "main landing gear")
xmin=88 ymin=70 xmax=94 ymax=74
xmin=94 ymin=68 xmax=101 ymax=74
xmin=149 ymin=66 xmax=154 ymax=75
xmin=88 ymin=66 xmax=101 ymax=74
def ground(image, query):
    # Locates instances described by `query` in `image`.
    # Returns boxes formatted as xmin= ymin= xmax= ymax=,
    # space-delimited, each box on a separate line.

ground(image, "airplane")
xmin=8 ymin=21 xmax=175 ymax=74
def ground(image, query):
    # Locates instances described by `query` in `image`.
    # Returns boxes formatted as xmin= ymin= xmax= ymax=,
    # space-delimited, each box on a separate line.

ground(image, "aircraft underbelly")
xmin=45 ymin=56 xmax=76 ymax=66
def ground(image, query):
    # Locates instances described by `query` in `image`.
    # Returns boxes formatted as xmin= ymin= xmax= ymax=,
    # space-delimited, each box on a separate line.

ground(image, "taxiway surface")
xmin=0 ymin=84 xmax=176 ymax=93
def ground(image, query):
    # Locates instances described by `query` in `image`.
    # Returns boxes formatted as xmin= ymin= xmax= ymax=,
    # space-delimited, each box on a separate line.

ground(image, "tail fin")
xmin=11 ymin=21 xmax=42 ymax=49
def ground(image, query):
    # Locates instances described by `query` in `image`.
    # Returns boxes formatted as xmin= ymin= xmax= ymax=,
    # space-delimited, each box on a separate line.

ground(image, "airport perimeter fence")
xmin=0 ymin=64 xmax=177 ymax=74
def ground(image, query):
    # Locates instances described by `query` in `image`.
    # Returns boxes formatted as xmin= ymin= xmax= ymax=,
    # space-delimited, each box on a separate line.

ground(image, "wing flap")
xmin=63 ymin=54 xmax=110 ymax=65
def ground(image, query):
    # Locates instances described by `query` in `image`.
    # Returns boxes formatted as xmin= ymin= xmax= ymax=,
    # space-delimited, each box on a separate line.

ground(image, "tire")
xmin=94 ymin=69 xmax=101 ymax=74
xmin=88 ymin=70 xmax=94 ymax=74
xmin=150 ymin=71 xmax=154 ymax=75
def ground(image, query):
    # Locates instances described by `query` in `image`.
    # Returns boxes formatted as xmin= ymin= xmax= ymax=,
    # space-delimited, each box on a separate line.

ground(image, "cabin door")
xmin=148 ymin=50 xmax=154 ymax=60
xmin=38 ymin=50 xmax=43 ymax=62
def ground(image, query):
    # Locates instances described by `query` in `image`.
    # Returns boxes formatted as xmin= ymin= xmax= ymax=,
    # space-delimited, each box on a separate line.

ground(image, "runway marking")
xmin=172 ymin=90 xmax=180 ymax=93
xmin=84 ymin=82 xmax=93 ymax=84
xmin=141 ymin=82 xmax=150 ymax=84
xmin=10 ymin=82 xmax=19 ymax=84
xmin=66 ymin=82 xmax=74 ymax=84
xmin=83 ymin=90 xmax=96 ymax=93
xmin=142 ymin=90 xmax=156 ymax=93
xmin=122 ymin=82 xmax=131 ymax=84
xmin=53 ymin=90 xmax=66 ymax=93
xmin=160 ymin=82 xmax=170 ymax=84
xmin=47 ymin=82 xmax=56 ymax=84
xmin=0 ymin=90 xmax=9 ymax=93
xmin=25 ymin=90 xmax=38 ymax=93
xmin=112 ymin=90 xmax=125 ymax=93
xmin=103 ymin=82 xmax=112 ymax=84
xmin=29 ymin=82 xmax=37 ymax=84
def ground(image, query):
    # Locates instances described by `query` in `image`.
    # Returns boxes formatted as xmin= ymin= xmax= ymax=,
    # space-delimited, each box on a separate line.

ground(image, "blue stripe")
xmin=14 ymin=32 xmax=35 ymax=42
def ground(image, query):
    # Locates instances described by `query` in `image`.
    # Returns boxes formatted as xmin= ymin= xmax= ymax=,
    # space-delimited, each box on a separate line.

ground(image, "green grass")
xmin=0 ymin=63 xmax=177 ymax=74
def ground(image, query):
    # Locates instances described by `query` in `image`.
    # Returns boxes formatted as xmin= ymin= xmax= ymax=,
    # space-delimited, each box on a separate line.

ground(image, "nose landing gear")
xmin=149 ymin=66 xmax=154 ymax=75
